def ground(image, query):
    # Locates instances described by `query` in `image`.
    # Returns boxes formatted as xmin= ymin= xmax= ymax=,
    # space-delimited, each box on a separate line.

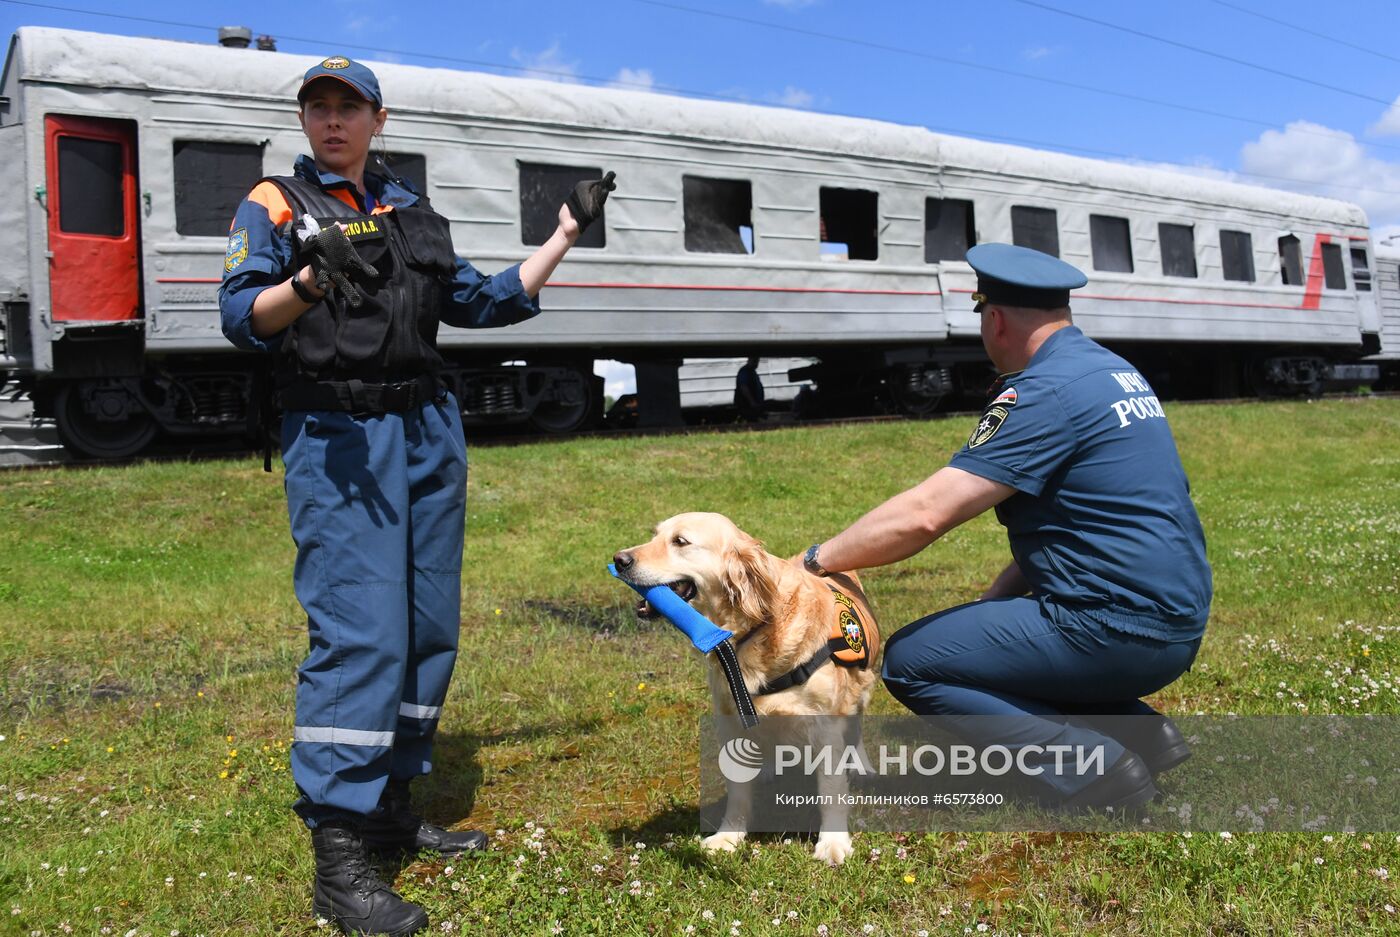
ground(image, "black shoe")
xmin=1075 ymin=714 xmax=1192 ymax=777
xmin=311 ymin=819 xmax=428 ymax=936
xmin=1056 ymin=752 xmax=1159 ymax=813
xmin=361 ymin=779 xmax=489 ymax=858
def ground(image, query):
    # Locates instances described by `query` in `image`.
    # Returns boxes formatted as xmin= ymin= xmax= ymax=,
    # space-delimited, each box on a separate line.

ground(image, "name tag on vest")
xmin=315 ymin=216 xmax=386 ymax=243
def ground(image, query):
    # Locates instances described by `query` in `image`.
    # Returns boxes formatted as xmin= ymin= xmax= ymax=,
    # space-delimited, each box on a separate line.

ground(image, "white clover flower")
xmin=702 ymin=910 xmax=715 ymax=921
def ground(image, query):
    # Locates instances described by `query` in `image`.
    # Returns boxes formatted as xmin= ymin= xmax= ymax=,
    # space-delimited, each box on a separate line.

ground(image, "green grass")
xmin=2 ymin=398 xmax=1398 ymax=935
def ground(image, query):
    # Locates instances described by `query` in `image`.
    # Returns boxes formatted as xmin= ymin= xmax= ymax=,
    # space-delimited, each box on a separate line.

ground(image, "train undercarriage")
xmin=6 ymin=337 xmax=1384 ymax=462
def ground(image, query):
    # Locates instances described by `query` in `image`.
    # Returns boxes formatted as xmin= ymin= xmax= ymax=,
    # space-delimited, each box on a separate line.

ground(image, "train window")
xmin=1321 ymin=242 xmax=1347 ymax=289
xmin=372 ymin=152 xmax=428 ymax=195
xmin=924 ymin=197 xmax=975 ymax=262
xmin=819 ymin=187 xmax=878 ymax=260
xmin=682 ymin=176 xmax=753 ymax=254
xmin=172 ymin=141 xmax=263 ymax=237
xmin=1278 ymin=235 xmax=1303 ymax=286
xmin=1351 ymin=247 xmax=1372 ymax=291
xmin=1089 ymin=215 xmax=1133 ymax=273
xmin=1159 ymin=223 xmax=1197 ymax=278
xmin=58 ymin=136 xmax=123 ymax=237
xmin=519 ymin=163 xmax=605 ymax=249
xmin=1220 ymin=230 xmax=1255 ymax=282
xmin=1011 ymin=205 xmax=1059 ymax=257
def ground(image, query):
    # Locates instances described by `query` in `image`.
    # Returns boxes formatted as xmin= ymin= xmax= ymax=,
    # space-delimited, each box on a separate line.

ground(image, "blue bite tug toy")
xmin=608 ymin=564 xmax=758 ymax=728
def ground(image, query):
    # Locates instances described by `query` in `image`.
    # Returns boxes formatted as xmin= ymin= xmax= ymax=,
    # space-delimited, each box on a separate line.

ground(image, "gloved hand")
xmin=303 ymin=224 xmax=379 ymax=307
xmin=565 ymin=171 xmax=617 ymax=233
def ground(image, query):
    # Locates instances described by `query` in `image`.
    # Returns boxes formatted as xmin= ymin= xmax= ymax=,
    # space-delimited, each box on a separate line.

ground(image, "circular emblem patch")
xmin=968 ymin=405 xmax=1009 ymax=449
xmin=321 ymin=56 xmax=350 ymax=69
xmin=840 ymin=610 xmax=864 ymax=654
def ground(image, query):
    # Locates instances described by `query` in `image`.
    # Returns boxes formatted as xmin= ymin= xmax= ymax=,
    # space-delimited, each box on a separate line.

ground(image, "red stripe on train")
xmin=161 ymin=278 xmax=1342 ymax=310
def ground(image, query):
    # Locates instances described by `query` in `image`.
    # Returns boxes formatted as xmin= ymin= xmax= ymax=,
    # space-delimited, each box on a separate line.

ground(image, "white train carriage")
xmin=0 ymin=26 xmax=1385 ymax=457
xmin=1371 ymin=246 xmax=1400 ymax=373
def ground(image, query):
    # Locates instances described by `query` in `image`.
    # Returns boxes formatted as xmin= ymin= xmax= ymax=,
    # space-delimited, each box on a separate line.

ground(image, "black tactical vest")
xmin=262 ymin=175 xmax=459 ymax=384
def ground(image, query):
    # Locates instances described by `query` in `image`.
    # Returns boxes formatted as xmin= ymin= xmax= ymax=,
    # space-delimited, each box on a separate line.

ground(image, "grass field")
xmin=2 ymin=398 xmax=1398 ymax=936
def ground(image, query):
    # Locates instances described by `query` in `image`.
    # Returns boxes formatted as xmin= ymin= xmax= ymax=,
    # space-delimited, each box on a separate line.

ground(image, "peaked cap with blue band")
xmin=298 ymin=56 xmax=382 ymax=108
xmin=967 ymin=243 xmax=1087 ymax=312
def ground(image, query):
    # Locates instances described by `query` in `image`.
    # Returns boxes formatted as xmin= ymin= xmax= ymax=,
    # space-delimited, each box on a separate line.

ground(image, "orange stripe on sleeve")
xmin=247 ymin=181 xmax=294 ymax=226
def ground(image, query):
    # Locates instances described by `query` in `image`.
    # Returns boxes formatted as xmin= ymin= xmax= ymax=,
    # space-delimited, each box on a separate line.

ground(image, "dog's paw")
xmin=812 ymin=832 xmax=853 ymax=866
xmin=701 ymin=831 xmax=746 ymax=853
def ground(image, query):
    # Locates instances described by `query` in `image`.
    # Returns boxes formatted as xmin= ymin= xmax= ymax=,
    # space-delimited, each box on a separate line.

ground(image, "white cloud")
xmin=510 ymin=41 xmax=579 ymax=83
xmin=1022 ymin=46 xmax=1055 ymax=60
xmin=763 ymin=0 xmax=820 ymax=9
xmin=609 ymin=67 xmax=655 ymax=91
xmin=766 ymin=85 xmax=814 ymax=108
xmin=1239 ymin=120 xmax=1400 ymax=227
xmin=1370 ymin=95 xmax=1400 ymax=137
xmin=1374 ymin=222 xmax=1400 ymax=247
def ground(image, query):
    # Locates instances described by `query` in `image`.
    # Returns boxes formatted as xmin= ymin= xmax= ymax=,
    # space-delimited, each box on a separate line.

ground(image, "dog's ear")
xmin=723 ymin=533 xmax=778 ymax=624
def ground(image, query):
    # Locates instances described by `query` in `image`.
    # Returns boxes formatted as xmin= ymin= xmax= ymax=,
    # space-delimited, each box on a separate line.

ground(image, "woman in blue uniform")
xmin=804 ymin=243 xmax=1210 ymax=812
xmin=219 ymin=56 xmax=613 ymax=936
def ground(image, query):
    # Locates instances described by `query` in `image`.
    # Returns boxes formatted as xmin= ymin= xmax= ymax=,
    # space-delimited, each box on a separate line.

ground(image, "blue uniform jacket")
xmin=949 ymin=326 xmax=1212 ymax=641
xmin=218 ymin=154 xmax=540 ymax=353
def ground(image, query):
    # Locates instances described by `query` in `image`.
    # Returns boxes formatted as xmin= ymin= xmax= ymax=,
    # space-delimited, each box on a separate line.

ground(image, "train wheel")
xmin=888 ymin=365 xmax=945 ymax=417
xmin=527 ymin=368 xmax=602 ymax=434
xmin=55 ymin=380 xmax=158 ymax=459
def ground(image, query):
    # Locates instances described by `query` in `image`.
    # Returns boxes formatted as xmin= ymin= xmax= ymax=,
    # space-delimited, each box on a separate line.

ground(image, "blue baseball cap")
xmin=298 ymin=56 xmax=382 ymax=108
xmin=967 ymin=243 xmax=1087 ymax=312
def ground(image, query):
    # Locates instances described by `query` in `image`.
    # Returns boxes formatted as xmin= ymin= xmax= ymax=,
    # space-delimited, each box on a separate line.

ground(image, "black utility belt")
xmin=276 ymin=374 xmax=444 ymax=414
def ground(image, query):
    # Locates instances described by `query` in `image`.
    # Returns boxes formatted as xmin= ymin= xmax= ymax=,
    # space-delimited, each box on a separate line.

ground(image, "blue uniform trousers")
xmin=881 ymin=597 xmax=1200 ymax=796
xmin=281 ymin=393 xmax=467 ymax=826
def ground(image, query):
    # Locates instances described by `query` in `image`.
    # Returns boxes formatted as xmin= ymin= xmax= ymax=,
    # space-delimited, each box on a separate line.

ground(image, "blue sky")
xmin=6 ymin=0 xmax=1400 ymax=392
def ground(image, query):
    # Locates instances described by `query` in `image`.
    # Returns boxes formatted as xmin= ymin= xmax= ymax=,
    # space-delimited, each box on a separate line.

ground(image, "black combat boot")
xmin=361 ymin=778 xmax=489 ymax=858
xmin=311 ymin=817 xmax=428 ymax=936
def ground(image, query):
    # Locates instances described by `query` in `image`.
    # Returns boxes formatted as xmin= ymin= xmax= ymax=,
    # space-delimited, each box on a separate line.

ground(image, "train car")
xmin=1370 ymin=245 xmax=1400 ymax=387
xmin=0 ymin=26 xmax=1385 ymax=458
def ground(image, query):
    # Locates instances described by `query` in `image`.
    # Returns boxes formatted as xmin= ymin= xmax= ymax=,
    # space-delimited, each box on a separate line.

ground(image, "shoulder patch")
xmin=990 ymin=386 xmax=1018 ymax=407
xmin=968 ymin=405 xmax=1010 ymax=449
xmin=224 ymin=227 xmax=249 ymax=273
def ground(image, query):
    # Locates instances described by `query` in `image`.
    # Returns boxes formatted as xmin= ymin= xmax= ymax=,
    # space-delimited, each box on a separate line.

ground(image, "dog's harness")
xmin=740 ymin=585 xmax=878 ymax=697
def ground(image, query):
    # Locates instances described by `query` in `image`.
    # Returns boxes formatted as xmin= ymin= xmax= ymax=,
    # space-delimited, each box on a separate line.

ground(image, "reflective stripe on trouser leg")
xmin=283 ymin=408 xmax=413 ymax=821
xmin=393 ymin=393 xmax=467 ymax=780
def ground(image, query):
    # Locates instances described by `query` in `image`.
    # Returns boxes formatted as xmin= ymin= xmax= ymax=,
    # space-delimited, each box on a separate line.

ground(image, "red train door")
xmin=44 ymin=115 xmax=140 ymax=322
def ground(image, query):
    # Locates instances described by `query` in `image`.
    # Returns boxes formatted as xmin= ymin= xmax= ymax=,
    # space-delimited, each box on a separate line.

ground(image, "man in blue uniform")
xmin=220 ymin=57 xmax=614 ymax=935
xmin=804 ymin=243 xmax=1211 ymax=809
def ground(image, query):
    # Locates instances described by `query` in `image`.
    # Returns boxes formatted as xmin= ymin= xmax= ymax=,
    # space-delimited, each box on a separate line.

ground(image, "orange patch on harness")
xmin=829 ymin=587 xmax=877 ymax=669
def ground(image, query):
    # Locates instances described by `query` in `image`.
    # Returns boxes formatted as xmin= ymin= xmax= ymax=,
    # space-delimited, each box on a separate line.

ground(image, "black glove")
xmin=565 ymin=171 xmax=617 ymax=233
xmin=303 ymin=224 xmax=378 ymax=307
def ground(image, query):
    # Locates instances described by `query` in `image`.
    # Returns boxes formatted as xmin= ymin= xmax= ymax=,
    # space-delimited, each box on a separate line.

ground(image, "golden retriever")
xmin=613 ymin=512 xmax=881 ymax=865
